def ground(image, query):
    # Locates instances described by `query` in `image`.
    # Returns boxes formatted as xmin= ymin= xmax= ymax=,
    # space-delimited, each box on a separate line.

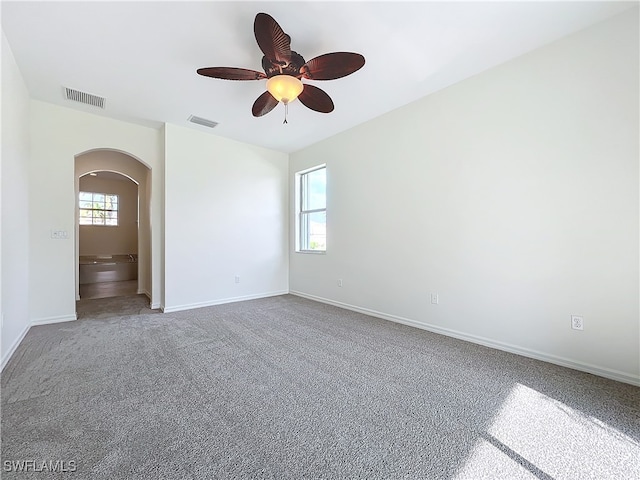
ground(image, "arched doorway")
xmin=75 ymin=150 xmax=152 ymax=305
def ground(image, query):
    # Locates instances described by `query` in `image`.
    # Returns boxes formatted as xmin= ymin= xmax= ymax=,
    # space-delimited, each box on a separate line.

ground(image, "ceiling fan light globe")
xmin=267 ymin=75 xmax=303 ymax=104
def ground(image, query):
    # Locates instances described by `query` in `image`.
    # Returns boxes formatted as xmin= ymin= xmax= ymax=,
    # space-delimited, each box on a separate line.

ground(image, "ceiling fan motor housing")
xmin=262 ymin=51 xmax=306 ymax=78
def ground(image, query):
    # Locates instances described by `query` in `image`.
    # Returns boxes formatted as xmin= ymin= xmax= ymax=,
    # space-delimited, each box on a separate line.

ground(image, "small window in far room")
xmin=79 ymin=191 xmax=119 ymax=226
xmin=297 ymin=165 xmax=326 ymax=252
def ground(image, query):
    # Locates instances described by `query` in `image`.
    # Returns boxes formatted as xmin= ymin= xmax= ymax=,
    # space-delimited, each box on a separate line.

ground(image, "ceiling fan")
xmin=197 ymin=12 xmax=365 ymax=122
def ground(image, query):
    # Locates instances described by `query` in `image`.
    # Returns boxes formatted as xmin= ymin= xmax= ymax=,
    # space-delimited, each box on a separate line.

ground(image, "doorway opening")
xmin=78 ymin=171 xmax=138 ymax=299
xmin=75 ymin=150 xmax=152 ymax=305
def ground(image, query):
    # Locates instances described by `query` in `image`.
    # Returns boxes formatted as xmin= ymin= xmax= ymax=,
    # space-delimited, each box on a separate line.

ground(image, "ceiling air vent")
xmin=188 ymin=115 xmax=218 ymax=129
xmin=64 ymin=87 xmax=105 ymax=109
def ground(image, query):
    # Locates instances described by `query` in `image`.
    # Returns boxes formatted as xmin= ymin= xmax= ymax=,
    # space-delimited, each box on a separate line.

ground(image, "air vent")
xmin=188 ymin=115 xmax=218 ymax=128
xmin=64 ymin=87 xmax=105 ymax=108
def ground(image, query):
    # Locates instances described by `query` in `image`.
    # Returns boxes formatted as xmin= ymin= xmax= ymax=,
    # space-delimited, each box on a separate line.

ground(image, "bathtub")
xmin=79 ymin=254 xmax=138 ymax=284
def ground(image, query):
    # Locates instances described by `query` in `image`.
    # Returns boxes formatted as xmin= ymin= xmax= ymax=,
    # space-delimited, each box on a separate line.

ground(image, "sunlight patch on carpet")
xmin=456 ymin=383 xmax=640 ymax=479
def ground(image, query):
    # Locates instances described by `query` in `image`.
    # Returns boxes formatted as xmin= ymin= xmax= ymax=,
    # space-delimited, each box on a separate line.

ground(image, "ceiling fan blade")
xmin=254 ymin=12 xmax=291 ymax=65
xmin=298 ymin=84 xmax=334 ymax=113
xmin=300 ymin=52 xmax=365 ymax=80
xmin=252 ymin=91 xmax=279 ymax=117
xmin=197 ymin=67 xmax=266 ymax=81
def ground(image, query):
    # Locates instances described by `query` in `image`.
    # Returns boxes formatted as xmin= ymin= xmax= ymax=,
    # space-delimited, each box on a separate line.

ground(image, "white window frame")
xmin=79 ymin=191 xmax=119 ymax=226
xmin=295 ymin=164 xmax=326 ymax=253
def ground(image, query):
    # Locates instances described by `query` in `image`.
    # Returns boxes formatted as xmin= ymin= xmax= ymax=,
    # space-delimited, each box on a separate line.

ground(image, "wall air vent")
xmin=64 ymin=87 xmax=105 ymax=109
xmin=188 ymin=115 xmax=218 ymax=128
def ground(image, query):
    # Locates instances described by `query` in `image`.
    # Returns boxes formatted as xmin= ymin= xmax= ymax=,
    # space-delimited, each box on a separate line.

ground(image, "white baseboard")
xmin=31 ymin=314 xmax=77 ymax=326
xmin=138 ymin=288 xmax=152 ymax=298
xmin=290 ymin=290 xmax=640 ymax=387
xmin=162 ymin=290 xmax=289 ymax=314
xmin=139 ymin=289 xmax=160 ymax=309
xmin=1 ymin=322 xmax=31 ymax=371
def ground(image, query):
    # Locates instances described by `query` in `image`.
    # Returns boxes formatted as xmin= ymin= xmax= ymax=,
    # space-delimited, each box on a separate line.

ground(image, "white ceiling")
xmin=2 ymin=1 xmax=635 ymax=153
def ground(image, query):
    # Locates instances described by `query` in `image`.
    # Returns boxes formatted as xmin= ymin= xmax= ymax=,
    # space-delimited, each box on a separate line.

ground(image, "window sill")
xmin=296 ymin=250 xmax=326 ymax=255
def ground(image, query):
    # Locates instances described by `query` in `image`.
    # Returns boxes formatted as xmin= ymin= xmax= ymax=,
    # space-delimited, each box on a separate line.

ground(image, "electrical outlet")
xmin=571 ymin=315 xmax=584 ymax=331
xmin=337 ymin=279 xmax=343 ymax=287
xmin=431 ymin=293 xmax=439 ymax=305
xmin=234 ymin=276 xmax=240 ymax=284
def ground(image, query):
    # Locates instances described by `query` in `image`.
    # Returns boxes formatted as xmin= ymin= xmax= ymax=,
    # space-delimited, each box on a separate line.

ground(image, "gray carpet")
xmin=1 ymin=294 xmax=639 ymax=479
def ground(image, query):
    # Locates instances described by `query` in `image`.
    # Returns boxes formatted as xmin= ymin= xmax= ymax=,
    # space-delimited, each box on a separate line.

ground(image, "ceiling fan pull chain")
xmin=283 ymin=103 xmax=288 ymax=124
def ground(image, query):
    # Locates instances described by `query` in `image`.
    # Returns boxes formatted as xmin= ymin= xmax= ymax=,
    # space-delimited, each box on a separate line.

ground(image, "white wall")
xmin=1 ymin=31 xmax=31 ymax=368
xmin=289 ymin=11 xmax=640 ymax=384
xmin=79 ymin=175 xmax=138 ymax=255
xmin=29 ymin=101 xmax=164 ymax=322
xmin=163 ymin=124 xmax=288 ymax=312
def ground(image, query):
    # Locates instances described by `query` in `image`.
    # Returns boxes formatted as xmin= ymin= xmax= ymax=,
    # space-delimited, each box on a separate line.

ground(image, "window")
xmin=79 ymin=191 xmax=118 ymax=226
xmin=297 ymin=165 xmax=326 ymax=252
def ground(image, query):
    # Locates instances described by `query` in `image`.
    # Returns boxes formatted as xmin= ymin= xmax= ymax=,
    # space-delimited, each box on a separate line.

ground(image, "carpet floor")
xmin=1 ymin=294 xmax=639 ymax=479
